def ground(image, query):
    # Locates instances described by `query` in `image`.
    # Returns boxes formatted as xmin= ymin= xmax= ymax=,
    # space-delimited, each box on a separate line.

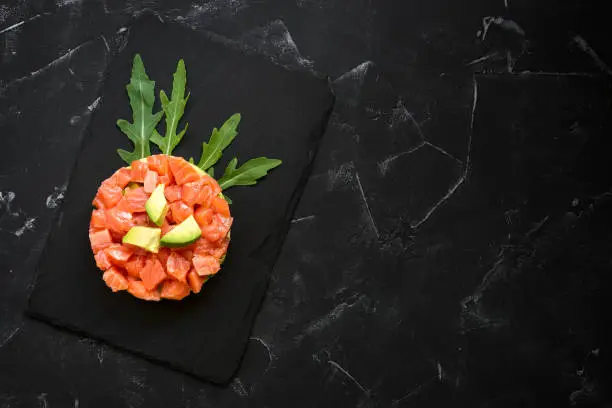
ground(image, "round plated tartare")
xmin=89 ymin=154 xmax=232 ymax=301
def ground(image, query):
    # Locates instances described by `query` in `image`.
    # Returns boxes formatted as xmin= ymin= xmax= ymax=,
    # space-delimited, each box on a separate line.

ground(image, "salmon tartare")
xmin=89 ymin=154 xmax=232 ymax=301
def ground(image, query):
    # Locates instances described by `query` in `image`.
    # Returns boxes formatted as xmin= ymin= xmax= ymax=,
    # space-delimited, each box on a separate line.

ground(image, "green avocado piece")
xmin=160 ymin=215 xmax=202 ymax=248
xmin=122 ymin=226 xmax=161 ymax=253
xmin=123 ymin=182 xmax=140 ymax=195
xmin=145 ymin=184 xmax=168 ymax=227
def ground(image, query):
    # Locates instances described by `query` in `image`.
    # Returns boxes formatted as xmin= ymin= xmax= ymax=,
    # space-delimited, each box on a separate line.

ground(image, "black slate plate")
xmin=27 ymin=14 xmax=334 ymax=384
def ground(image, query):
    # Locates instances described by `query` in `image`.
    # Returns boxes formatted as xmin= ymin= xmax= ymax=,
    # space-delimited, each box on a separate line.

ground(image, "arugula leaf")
xmin=196 ymin=114 xmax=241 ymax=171
xmin=114 ymin=57 xmax=282 ymax=195
xmin=151 ymin=59 xmax=189 ymax=155
xmin=218 ymin=157 xmax=282 ymax=190
xmin=116 ymin=54 xmax=163 ymax=164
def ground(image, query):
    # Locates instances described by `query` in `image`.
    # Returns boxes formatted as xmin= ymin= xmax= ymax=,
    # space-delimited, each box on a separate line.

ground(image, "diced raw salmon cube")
xmin=139 ymin=257 xmax=166 ymax=290
xmin=166 ymin=251 xmax=191 ymax=282
xmin=89 ymin=229 xmax=113 ymax=253
xmin=127 ymin=279 xmax=161 ymax=301
xmin=143 ymin=170 xmax=159 ymax=193
xmin=192 ymin=254 xmax=220 ymax=276
xmin=103 ymin=267 xmax=129 ymax=292
xmin=160 ymin=280 xmax=191 ymax=300
xmin=187 ymin=268 xmax=209 ymax=294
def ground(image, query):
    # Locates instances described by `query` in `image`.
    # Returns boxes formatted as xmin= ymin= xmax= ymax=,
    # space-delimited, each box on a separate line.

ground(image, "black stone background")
xmin=1 ymin=1 xmax=612 ymax=407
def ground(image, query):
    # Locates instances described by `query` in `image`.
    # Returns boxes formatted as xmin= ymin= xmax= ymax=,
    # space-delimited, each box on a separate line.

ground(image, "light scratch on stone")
xmin=378 ymin=141 xmax=426 ymax=175
xmin=0 ymin=13 xmax=49 ymax=35
xmin=459 ymin=246 xmax=511 ymax=333
xmin=128 ymin=374 xmax=145 ymax=389
xmin=411 ymin=77 xmax=477 ymax=229
xmin=97 ymin=347 xmax=104 ymax=364
xmin=249 ymin=336 xmax=275 ymax=367
xmin=333 ymin=61 xmax=374 ymax=84
xmin=389 ymin=99 xmax=462 ymax=165
xmin=4 ymin=41 xmax=90 ymax=89
xmin=478 ymin=17 xmax=525 ymax=41
xmin=230 ymin=377 xmax=248 ymax=397
xmin=354 ymin=172 xmax=379 ymax=238
xmin=466 ymin=51 xmax=501 ymax=66
xmin=237 ymin=19 xmax=314 ymax=70
xmin=0 ymin=20 xmax=26 ymax=35
xmin=100 ymin=34 xmax=110 ymax=53
xmin=390 ymin=99 xmax=425 ymax=139
xmin=411 ymin=175 xmax=465 ymax=229
xmin=0 ymin=191 xmax=17 ymax=215
xmin=46 ymin=185 xmax=67 ymax=209
xmin=424 ymin=141 xmax=462 ymax=165
xmin=569 ymin=349 xmax=599 ymax=405
xmin=391 ymin=382 xmax=428 ymax=407
xmin=291 ymin=215 xmax=316 ymax=224
xmin=300 ymin=295 xmax=368 ymax=340
xmin=526 ymin=215 xmax=549 ymax=237
xmin=571 ymin=35 xmax=612 ymax=77
xmin=328 ymin=360 xmax=369 ymax=395
xmin=0 ymin=327 xmax=22 ymax=348
xmin=463 ymin=252 xmax=505 ymax=307
xmin=14 ymin=217 xmax=37 ymax=236
xmin=327 ymin=162 xmax=355 ymax=190
xmin=87 ymin=96 xmax=101 ymax=112
xmin=70 ymin=97 xmax=101 ymax=126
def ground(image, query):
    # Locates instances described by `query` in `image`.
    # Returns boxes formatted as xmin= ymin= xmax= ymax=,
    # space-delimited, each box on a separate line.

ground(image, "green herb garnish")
xmin=116 ymin=56 xmax=281 ymax=192
xmin=151 ymin=59 xmax=189 ymax=155
xmin=117 ymin=54 xmax=163 ymax=164
xmin=218 ymin=157 xmax=282 ymax=190
xmin=196 ymin=113 xmax=240 ymax=172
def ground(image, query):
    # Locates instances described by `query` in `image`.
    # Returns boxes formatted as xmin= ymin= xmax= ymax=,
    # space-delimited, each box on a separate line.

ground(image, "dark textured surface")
xmin=1 ymin=0 xmax=611 ymax=407
xmin=27 ymin=14 xmax=333 ymax=385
